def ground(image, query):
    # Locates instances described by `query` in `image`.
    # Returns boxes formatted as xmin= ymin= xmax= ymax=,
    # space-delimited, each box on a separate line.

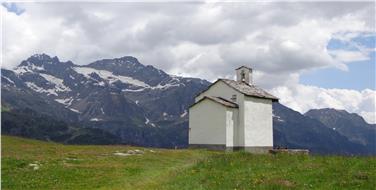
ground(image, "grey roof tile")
xmin=220 ymin=79 xmax=278 ymax=101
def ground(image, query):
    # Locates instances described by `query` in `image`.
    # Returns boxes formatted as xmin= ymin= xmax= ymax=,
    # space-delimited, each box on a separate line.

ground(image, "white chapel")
xmin=189 ymin=66 xmax=278 ymax=153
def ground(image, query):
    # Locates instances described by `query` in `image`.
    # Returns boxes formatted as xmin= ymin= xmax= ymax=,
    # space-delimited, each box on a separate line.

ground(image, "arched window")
xmin=241 ymin=70 xmax=245 ymax=81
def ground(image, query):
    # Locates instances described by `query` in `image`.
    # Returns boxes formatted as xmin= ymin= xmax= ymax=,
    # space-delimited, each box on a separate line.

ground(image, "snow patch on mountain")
xmin=180 ymin=110 xmax=187 ymax=118
xmin=144 ymin=117 xmax=156 ymax=127
xmin=151 ymin=82 xmax=180 ymax=90
xmin=69 ymin=108 xmax=81 ymax=113
xmin=73 ymin=67 xmax=149 ymax=87
xmin=39 ymin=73 xmax=71 ymax=92
xmin=73 ymin=66 xmax=182 ymax=91
xmin=14 ymin=64 xmax=45 ymax=75
xmin=90 ymin=118 xmax=102 ymax=121
xmin=25 ymin=82 xmax=58 ymax=96
xmin=153 ymin=76 xmax=186 ymax=90
xmin=122 ymin=88 xmax=145 ymax=92
xmin=2 ymin=76 xmax=15 ymax=85
xmin=94 ymin=81 xmax=106 ymax=86
xmin=273 ymin=113 xmax=285 ymax=122
xmin=55 ymin=97 xmax=74 ymax=107
xmin=145 ymin=117 xmax=150 ymax=124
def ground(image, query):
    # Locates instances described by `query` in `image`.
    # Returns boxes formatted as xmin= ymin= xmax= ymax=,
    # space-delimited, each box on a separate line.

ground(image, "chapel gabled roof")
xmin=190 ymin=96 xmax=238 ymax=108
xmin=195 ymin=79 xmax=279 ymax=102
xmin=235 ymin=65 xmax=252 ymax=70
xmin=220 ymin=79 xmax=279 ymax=101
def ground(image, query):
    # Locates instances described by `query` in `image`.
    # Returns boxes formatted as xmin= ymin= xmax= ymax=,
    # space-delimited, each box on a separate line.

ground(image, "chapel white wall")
xmin=195 ymin=81 xmax=243 ymax=103
xmin=195 ymin=81 xmax=245 ymax=147
xmin=243 ymin=96 xmax=273 ymax=147
xmin=225 ymin=108 xmax=238 ymax=147
xmin=189 ymin=100 xmax=227 ymax=145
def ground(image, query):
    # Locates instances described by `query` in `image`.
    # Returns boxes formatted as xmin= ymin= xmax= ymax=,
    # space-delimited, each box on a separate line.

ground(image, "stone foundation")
xmin=189 ymin=144 xmax=227 ymax=151
xmin=189 ymin=144 xmax=273 ymax=154
xmin=269 ymin=149 xmax=309 ymax=155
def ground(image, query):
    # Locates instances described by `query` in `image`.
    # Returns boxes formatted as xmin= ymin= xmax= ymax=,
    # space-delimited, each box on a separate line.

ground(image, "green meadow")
xmin=2 ymin=135 xmax=375 ymax=190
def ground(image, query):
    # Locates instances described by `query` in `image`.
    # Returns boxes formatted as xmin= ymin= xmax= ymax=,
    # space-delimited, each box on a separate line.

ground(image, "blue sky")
xmin=2 ymin=2 xmax=25 ymax=15
xmin=301 ymin=34 xmax=375 ymax=90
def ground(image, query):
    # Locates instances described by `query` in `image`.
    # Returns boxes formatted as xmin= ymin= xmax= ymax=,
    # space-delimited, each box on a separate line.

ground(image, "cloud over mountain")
xmin=271 ymin=85 xmax=376 ymax=124
xmin=2 ymin=2 xmax=375 ymax=123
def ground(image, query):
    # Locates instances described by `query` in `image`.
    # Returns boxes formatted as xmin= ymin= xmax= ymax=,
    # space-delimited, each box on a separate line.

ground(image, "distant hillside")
xmin=2 ymin=136 xmax=375 ymax=190
xmin=273 ymin=103 xmax=372 ymax=155
xmin=305 ymin=108 xmax=376 ymax=154
xmin=1 ymin=108 xmax=121 ymax=145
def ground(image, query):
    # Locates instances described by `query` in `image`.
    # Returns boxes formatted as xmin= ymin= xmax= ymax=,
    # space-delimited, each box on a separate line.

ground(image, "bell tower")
xmin=236 ymin=66 xmax=252 ymax=84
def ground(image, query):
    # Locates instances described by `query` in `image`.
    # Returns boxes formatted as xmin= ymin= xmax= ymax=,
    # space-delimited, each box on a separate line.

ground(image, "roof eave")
xmin=194 ymin=79 xmax=279 ymax=102
xmin=235 ymin=66 xmax=252 ymax=70
xmin=189 ymin=96 xmax=239 ymax=109
xmin=243 ymin=94 xmax=279 ymax=102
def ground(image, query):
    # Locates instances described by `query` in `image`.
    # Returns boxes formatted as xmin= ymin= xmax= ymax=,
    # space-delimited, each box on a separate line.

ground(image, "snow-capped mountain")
xmin=2 ymin=54 xmax=209 ymax=125
xmin=2 ymin=54 xmax=375 ymax=154
xmin=1 ymin=54 xmax=209 ymax=147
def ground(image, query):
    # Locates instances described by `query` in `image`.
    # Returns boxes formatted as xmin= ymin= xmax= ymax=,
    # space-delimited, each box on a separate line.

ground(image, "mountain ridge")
xmin=305 ymin=108 xmax=375 ymax=153
xmin=2 ymin=53 xmax=374 ymax=155
xmin=2 ymin=53 xmax=210 ymax=148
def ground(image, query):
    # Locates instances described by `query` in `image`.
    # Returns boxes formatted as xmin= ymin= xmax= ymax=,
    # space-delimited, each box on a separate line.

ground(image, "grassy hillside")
xmin=2 ymin=136 xmax=375 ymax=190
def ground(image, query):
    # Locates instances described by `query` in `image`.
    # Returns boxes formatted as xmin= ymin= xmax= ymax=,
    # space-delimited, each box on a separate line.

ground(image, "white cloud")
xmin=2 ymin=2 xmax=374 ymax=75
xmin=329 ymin=50 xmax=370 ymax=63
xmin=1 ymin=2 xmax=375 ymax=123
xmin=271 ymin=85 xmax=376 ymax=124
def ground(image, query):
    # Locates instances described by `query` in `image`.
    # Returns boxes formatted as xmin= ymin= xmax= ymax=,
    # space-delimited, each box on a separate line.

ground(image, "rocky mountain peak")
xmin=87 ymin=56 xmax=170 ymax=86
xmin=305 ymin=108 xmax=375 ymax=151
xmin=25 ymin=53 xmax=58 ymax=64
xmin=31 ymin=53 xmax=56 ymax=60
xmin=17 ymin=53 xmax=74 ymax=70
xmin=118 ymin=56 xmax=140 ymax=63
xmin=88 ymin=56 xmax=140 ymax=67
xmin=305 ymin=108 xmax=367 ymax=125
